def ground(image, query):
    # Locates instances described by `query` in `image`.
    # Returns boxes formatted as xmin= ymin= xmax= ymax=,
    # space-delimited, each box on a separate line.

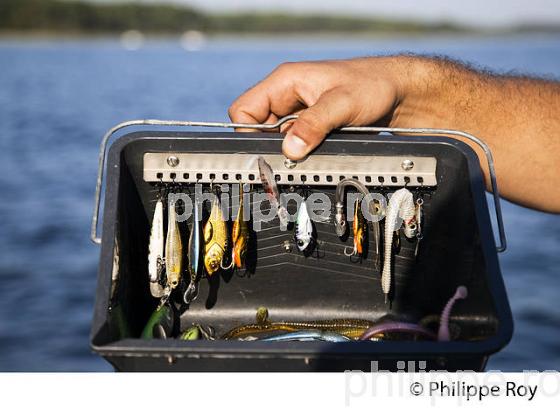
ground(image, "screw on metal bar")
xmin=284 ymin=158 xmax=297 ymax=169
xmin=167 ymin=155 xmax=179 ymax=167
xmin=401 ymin=159 xmax=414 ymax=171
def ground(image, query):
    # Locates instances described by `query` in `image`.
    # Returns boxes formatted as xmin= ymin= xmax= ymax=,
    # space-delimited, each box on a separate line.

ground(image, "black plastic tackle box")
xmin=90 ymin=117 xmax=513 ymax=371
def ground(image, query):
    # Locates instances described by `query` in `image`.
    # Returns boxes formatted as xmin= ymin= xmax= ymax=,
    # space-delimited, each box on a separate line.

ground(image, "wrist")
xmin=384 ymin=55 xmax=451 ymax=128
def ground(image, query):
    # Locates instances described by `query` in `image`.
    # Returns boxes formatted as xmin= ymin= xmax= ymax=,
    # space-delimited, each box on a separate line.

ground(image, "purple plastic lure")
xmin=360 ymin=285 xmax=469 ymax=341
xmin=359 ymin=322 xmax=436 ymax=340
xmin=438 ymin=286 xmax=468 ymax=341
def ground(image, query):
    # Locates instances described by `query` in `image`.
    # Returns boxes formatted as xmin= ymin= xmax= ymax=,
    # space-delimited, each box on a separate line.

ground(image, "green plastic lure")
xmin=141 ymin=304 xmax=175 ymax=339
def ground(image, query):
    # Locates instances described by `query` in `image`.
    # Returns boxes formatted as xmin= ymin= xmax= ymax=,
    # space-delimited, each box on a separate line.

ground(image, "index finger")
xmin=228 ymin=63 xmax=307 ymax=130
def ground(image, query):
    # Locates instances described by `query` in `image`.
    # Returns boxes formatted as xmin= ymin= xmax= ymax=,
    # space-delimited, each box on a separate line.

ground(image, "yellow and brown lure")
xmin=204 ymin=195 xmax=228 ymax=275
xmin=165 ymin=196 xmax=182 ymax=289
xmin=344 ymin=200 xmax=366 ymax=257
xmin=232 ymin=183 xmax=249 ymax=269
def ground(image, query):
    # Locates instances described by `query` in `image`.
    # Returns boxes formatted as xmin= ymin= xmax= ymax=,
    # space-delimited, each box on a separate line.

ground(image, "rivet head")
xmin=284 ymin=158 xmax=297 ymax=169
xmin=401 ymin=159 xmax=414 ymax=171
xmin=167 ymin=156 xmax=179 ymax=167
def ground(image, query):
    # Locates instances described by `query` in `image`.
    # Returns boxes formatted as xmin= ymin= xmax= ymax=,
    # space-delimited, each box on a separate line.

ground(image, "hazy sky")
xmin=162 ymin=0 xmax=560 ymax=27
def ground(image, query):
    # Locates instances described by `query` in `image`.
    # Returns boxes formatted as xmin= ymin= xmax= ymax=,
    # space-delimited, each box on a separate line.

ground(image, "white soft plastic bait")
xmin=381 ymin=188 xmax=417 ymax=303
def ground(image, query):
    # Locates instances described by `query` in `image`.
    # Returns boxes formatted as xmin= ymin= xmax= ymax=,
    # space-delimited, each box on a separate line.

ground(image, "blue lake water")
xmin=0 ymin=34 xmax=559 ymax=371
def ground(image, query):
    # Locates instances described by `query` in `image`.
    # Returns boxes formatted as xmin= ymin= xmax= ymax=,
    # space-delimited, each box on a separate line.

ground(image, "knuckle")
xmin=227 ymin=105 xmax=238 ymax=120
xmin=274 ymin=61 xmax=297 ymax=74
xmin=227 ymin=103 xmax=238 ymax=117
xmin=228 ymin=100 xmax=245 ymax=120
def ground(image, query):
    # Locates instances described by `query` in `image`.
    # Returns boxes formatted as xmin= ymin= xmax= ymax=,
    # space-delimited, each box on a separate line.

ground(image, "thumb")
xmin=282 ymin=88 xmax=354 ymax=160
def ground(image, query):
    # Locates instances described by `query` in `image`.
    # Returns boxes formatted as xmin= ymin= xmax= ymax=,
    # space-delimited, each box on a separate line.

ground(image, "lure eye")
xmin=297 ymin=240 xmax=304 ymax=247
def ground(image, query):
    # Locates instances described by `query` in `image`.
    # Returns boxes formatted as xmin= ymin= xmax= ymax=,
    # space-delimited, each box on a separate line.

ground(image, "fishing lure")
xmin=148 ymin=199 xmax=164 ymax=283
xmin=165 ymin=196 xmax=183 ymax=290
xmin=221 ymin=308 xmax=376 ymax=340
xmin=223 ymin=319 xmax=375 ymax=340
xmin=108 ymin=304 xmax=131 ymax=340
xmin=141 ymin=304 xmax=175 ymax=339
xmin=148 ymin=198 xmax=168 ymax=298
xmin=232 ymin=183 xmax=250 ymax=268
xmin=260 ymin=330 xmax=351 ymax=342
xmin=359 ymin=321 xmax=436 ymax=341
xmin=359 ymin=285 xmax=469 ymax=341
xmin=204 ymin=195 xmax=228 ymax=275
xmin=184 ymin=197 xmax=202 ymax=304
xmin=344 ymin=199 xmax=366 ymax=257
xmin=381 ymin=188 xmax=417 ymax=303
xmin=438 ymin=286 xmax=468 ymax=341
xmin=414 ymin=198 xmax=424 ymax=257
xmin=295 ymin=199 xmax=313 ymax=252
xmin=180 ymin=326 xmax=201 ymax=341
xmin=334 ymin=178 xmax=381 ymax=267
xmin=257 ymin=156 xmax=289 ymax=226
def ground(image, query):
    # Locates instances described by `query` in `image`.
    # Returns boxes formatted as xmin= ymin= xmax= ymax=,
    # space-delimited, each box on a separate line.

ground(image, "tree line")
xmin=0 ymin=0 xmax=466 ymax=34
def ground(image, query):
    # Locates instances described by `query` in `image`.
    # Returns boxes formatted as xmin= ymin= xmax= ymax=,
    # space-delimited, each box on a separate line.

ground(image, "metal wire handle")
xmin=90 ymin=114 xmax=506 ymax=252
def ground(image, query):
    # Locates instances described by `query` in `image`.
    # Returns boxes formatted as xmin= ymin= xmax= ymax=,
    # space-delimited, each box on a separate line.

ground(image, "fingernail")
xmin=283 ymin=134 xmax=308 ymax=159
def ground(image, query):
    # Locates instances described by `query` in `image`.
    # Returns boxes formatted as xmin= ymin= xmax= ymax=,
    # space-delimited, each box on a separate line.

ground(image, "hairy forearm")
xmin=390 ymin=56 xmax=560 ymax=212
xmin=229 ymin=55 xmax=560 ymax=212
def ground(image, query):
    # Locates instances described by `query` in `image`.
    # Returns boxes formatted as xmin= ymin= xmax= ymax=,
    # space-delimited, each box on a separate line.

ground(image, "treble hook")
xmin=220 ymin=252 xmax=235 ymax=270
xmin=156 ymin=177 xmax=165 ymax=200
xmin=158 ymin=287 xmax=172 ymax=309
xmin=183 ymin=281 xmax=199 ymax=305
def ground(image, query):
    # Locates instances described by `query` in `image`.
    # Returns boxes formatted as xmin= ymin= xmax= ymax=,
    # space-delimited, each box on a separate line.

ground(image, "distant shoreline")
xmin=1 ymin=30 xmax=559 ymax=42
xmin=2 ymin=0 xmax=559 ymax=39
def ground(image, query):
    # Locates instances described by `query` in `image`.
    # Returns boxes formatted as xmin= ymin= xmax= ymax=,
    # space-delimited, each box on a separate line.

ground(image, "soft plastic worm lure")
xmin=204 ymin=195 xmax=228 ymax=275
xmin=184 ymin=197 xmax=202 ymax=304
xmin=295 ymin=199 xmax=313 ymax=252
xmin=359 ymin=321 xmax=437 ymax=340
xmin=221 ymin=308 xmax=376 ymax=340
xmin=381 ymin=188 xmax=417 ymax=303
xmin=257 ymin=156 xmax=289 ymax=227
xmin=223 ymin=321 xmax=375 ymax=340
xmin=165 ymin=196 xmax=183 ymax=290
xmin=359 ymin=285 xmax=469 ymax=341
xmin=438 ymin=286 xmax=468 ymax=341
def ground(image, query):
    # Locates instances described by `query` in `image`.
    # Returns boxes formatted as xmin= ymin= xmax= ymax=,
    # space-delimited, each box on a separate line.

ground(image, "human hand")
xmin=228 ymin=57 xmax=422 ymax=160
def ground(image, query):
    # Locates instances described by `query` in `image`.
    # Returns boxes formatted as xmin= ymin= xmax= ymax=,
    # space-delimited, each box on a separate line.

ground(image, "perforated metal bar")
xmin=143 ymin=153 xmax=437 ymax=187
